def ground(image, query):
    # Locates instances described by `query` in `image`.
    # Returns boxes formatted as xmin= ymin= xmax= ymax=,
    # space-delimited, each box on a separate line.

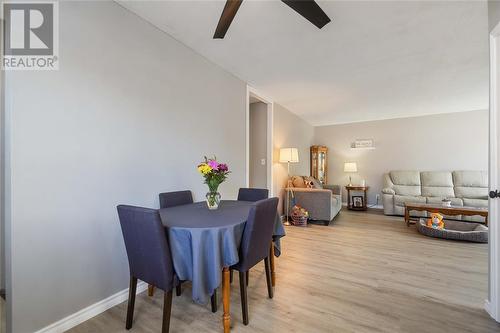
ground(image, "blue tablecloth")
xmin=159 ymin=200 xmax=285 ymax=304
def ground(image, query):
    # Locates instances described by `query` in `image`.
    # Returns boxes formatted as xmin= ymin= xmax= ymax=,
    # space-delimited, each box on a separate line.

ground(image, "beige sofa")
xmin=286 ymin=175 xmax=342 ymax=225
xmin=382 ymin=170 xmax=488 ymax=222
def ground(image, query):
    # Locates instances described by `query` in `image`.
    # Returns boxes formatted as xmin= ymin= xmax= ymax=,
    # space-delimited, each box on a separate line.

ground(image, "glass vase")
xmin=206 ymin=191 xmax=221 ymax=210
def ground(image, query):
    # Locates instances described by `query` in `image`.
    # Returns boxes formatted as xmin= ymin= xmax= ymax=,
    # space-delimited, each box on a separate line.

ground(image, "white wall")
xmin=314 ymin=110 xmax=489 ymax=205
xmin=249 ymin=102 xmax=268 ymax=188
xmin=3 ymin=2 xmax=246 ymax=332
xmin=273 ymin=104 xmax=314 ymax=214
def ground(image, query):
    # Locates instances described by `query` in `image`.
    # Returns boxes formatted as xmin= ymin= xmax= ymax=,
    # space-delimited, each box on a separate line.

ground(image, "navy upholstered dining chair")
xmin=233 ymin=188 xmax=271 ymax=285
xmin=117 ymin=205 xmax=176 ymax=333
xmin=237 ymin=188 xmax=269 ymax=202
xmin=231 ymin=197 xmax=279 ymax=325
xmin=159 ymin=190 xmax=193 ymax=208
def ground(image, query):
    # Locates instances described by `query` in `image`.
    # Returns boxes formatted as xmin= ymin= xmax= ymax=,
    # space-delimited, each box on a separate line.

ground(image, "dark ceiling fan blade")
xmin=281 ymin=0 xmax=331 ymax=29
xmin=213 ymin=0 xmax=243 ymax=39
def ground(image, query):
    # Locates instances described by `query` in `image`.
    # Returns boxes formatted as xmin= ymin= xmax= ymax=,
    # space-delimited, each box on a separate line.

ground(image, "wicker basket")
xmin=291 ymin=215 xmax=308 ymax=227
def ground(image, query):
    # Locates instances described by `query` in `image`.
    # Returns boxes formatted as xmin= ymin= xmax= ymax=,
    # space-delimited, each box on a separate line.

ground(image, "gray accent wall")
xmin=249 ymin=102 xmax=268 ymax=189
xmin=490 ymin=0 xmax=500 ymax=32
xmin=273 ymin=104 xmax=314 ymax=214
xmin=3 ymin=2 xmax=246 ymax=332
xmin=314 ymin=110 xmax=489 ymax=206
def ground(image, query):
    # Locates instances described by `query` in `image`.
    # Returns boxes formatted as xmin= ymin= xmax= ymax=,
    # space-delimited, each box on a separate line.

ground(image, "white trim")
xmin=245 ymin=87 xmax=250 ymax=188
xmin=34 ymin=282 xmax=148 ymax=333
xmin=488 ymin=21 xmax=500 ymax=323
xmin=246 ymin=85 xmax=274 ymax=196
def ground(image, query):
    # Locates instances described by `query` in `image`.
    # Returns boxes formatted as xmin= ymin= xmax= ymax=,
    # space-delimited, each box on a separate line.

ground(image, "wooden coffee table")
xmin=404 ymin=203 xmax=488 ymax=227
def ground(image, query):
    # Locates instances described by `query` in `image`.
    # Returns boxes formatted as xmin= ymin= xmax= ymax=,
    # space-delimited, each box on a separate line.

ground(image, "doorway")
xmin=246 ymin=86 xmax=273 ymax=195
xmin=488 ymin=21 xmax=500 ymax=323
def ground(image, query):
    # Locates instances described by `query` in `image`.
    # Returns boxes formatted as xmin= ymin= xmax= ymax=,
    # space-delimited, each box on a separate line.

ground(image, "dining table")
xmin=159 ymin=199 xmax=285 ymax=333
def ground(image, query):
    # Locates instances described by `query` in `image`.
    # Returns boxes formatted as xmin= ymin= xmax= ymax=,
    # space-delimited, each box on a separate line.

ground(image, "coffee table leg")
xmin=269 ymin=242 xmax=276 ymax=287
xmin=222 ymin=267 xmax=231 ymax=333
xmin=405 ymin=208 xmax=410 ymax=227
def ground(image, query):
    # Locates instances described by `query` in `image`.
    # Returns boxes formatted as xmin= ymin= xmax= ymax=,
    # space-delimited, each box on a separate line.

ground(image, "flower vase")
xmin=206 ymin=191 xmax=221 ymax=210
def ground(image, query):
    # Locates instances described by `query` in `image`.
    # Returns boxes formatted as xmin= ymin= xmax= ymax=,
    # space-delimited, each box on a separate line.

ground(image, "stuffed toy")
xmin=427 ymin=212 xmax=445 ymax=229
xmin=305 ymin=180 xmax=314 ymax=189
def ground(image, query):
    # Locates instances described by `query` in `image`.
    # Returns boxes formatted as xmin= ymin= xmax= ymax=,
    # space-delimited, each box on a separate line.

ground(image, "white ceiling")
xmin=119 ymin=0 xmax=490 ymax=126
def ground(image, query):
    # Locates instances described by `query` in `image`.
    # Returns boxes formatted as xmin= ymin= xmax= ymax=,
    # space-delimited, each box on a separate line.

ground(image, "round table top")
xmin=159 ymin=200 xmax=253 ymax=229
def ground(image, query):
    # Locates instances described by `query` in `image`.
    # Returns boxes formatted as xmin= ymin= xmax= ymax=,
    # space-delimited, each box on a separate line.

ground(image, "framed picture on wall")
xmin=353 ymin=196 xmax=364 ymax=208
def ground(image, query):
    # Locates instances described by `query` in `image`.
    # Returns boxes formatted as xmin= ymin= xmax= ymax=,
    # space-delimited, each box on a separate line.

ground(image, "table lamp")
xmin=280 ymin=148 xmax=299 ymax=225
xmin=344 ymin=162 xmax=357 ymax=186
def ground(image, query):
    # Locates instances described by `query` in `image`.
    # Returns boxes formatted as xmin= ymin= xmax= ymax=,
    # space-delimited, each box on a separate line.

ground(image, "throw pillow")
xmin=305 ymin=176 xmax=323 ymax=189
xmin=292 ymin=176 xmax=306 ymax=188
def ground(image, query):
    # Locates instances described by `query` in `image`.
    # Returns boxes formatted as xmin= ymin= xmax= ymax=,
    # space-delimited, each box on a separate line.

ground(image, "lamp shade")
xmin=344 ymin=162 xmax=358 ymax=173
xmin=279 ymin=148 xmax=299 ymax=163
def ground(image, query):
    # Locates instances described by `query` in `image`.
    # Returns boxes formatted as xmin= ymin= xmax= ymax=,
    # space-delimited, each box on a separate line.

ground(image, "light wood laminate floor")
xmin=69 ymin=209 xmax=500 ymax=333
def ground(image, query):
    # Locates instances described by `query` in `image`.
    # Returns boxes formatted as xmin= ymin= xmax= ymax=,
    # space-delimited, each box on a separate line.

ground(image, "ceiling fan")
xmin=213 ymin=0 xmax=331 ymax=39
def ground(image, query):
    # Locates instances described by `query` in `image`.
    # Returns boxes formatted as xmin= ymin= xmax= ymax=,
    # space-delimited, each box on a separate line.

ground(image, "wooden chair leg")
xmin=126 ymin=276 xmax=138 ymax=330
xmin=162 ymin=290 xmax=173 ymax=333
xmin=246 ymin=270 xmax=249 ymax=286
xmin=239 ymin=271 xmax=249 ymax=325
xmin=176 ymin=283 xmax=182 ymax=297
xmin=211 ymin=288 xmax=218 ymax=313
xmin=264 ymin=257 xmax=274 ymax=299
xmin=148 ymin=284 xmax=155 ymax=297
xmin=269 ymin=242 xmax=276 ymax=287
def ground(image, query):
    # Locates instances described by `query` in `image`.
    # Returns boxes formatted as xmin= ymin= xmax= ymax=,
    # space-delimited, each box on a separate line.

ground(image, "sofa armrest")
xmin=323 ymin=184 xmax=341 ymax=195
xmin=285 ymin=188 xmax=333 ymax=221
xmin=382 ymin=187 xmax=396 ymax=195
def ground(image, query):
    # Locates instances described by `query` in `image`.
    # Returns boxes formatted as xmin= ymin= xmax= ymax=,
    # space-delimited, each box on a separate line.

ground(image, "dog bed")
xmin=416 ymin=219 xmax=488 ymax=243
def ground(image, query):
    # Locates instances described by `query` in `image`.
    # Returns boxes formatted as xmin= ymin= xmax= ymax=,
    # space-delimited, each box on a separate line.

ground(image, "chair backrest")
xmin=159 ymin=190 xmax=193 ymax=208
xmin=117 ymin=205 xmax=174 ymax=291
xmin=237 ymin=188 xmax=269 ymax=202
xmin=236 ymin=197 xmax=279 ymax=271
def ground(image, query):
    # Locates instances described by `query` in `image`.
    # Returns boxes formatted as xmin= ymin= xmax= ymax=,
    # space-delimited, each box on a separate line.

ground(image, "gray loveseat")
xmin=382 ymin=170 xmax=488 ymax=222
xmin=286 ymin=175 xmax=342 ymax=225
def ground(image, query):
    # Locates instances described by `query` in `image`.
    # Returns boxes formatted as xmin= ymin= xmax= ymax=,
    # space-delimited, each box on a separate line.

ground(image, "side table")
xmin=346 ymin=185 xmax=369 ymax=211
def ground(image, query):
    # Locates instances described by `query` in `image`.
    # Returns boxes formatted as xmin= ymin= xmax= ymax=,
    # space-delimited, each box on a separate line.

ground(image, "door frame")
xmin=487 ymin=21 xmax=500 ymax=322
xmin=246 ymin=85 xmax=274 ymax=196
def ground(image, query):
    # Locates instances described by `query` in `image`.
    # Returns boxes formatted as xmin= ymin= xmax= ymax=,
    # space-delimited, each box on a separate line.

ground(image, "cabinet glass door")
xmin=318 ymin=152 xmax=325 ymax=184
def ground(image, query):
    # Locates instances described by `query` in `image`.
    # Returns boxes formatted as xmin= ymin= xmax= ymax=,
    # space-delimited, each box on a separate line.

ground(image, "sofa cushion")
xmin=291 ymin=176 xmax=306 ymax=188
xmin=390 ymin=171 xmax=421 ymax=196
xmin=426 ymin=197 xmax=463 ymax=206
xmin=394 ymin=195 xmax=426 ymax=207
xmin=390 ymin=171 xmax=421 ymax=186
xmin=463 ymin=198 xmax=488 ymax=208
xmin=421 ymin=171 xmax=454 ymax=187
xmin=393 ymin=185 xmax=421 ymax=196
xmin=453 ymin=171 xmax=488 ymax=199
xmin=453 ymin=171 xmax=488 ymax=187
xmin=421 ymin=171 xmax=455 ymax=197
xmin=455 ymin=187 xmax=488 ymax=199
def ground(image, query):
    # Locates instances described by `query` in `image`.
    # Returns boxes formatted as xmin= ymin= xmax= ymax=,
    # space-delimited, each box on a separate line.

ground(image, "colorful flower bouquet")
xmin=197 ymin=156 xmax=230 ymax=209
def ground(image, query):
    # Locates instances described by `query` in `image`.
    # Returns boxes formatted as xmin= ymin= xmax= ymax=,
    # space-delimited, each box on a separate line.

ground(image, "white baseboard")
xmin=34 ymin=281 xmax=148 ymax=333
xmin=485 ymin=299 xmax=500 ymax=323
xmin=485 ymin=299 xmax=492 ymax=317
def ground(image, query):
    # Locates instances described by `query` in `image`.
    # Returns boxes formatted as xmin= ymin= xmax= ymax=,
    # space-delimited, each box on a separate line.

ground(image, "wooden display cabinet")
xmin=310 ymin=145 xmax=328 ymax=185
